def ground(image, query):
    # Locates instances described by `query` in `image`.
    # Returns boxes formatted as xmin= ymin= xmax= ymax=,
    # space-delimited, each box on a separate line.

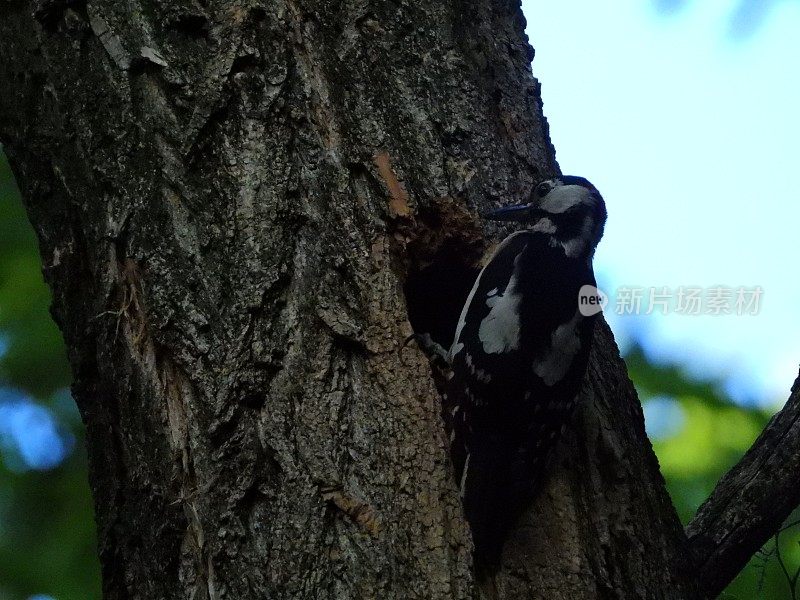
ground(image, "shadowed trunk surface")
xmin=0 ymin=1 xmax=698 ymax=598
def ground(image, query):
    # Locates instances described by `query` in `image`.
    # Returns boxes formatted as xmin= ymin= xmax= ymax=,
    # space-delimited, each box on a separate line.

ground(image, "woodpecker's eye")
xmin=535 ymin=183 xmax=551 ymax=198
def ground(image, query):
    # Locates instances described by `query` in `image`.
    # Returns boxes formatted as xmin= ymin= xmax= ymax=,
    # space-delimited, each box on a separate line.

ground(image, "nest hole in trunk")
xmin=401 ymin=203 xmax=487 ymax=353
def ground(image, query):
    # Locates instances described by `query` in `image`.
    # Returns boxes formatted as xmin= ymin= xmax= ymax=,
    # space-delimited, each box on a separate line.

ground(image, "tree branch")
xmin=687 ymin=368 xmax=800 ymax=598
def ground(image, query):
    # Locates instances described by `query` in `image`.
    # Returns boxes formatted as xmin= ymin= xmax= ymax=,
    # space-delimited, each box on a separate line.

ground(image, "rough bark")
xmin=0 ymin=0 xmax=748 ymax=598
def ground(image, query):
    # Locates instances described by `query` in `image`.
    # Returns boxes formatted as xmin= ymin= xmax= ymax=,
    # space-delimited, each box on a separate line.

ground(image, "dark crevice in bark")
xmin=34 ymin=0 xmax=88 ymax=31
xmin=165 ymin=13 xmax=211 ymax=39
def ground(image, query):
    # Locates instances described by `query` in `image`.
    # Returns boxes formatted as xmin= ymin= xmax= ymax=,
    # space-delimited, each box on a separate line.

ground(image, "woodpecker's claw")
xmin=404 ymin=332 xmax=452 ymax=366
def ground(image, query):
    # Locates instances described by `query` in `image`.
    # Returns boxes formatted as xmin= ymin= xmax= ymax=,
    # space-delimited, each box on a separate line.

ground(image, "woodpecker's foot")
xmin=404 ymin=332 xmax=451 ymax=366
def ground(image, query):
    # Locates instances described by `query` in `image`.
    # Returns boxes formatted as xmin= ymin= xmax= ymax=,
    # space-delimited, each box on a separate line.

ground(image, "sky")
xmin=523 ymin=0 xmax=800 ymax=407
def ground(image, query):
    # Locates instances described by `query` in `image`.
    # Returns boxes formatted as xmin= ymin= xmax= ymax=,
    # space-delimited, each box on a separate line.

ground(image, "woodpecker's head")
xmin=484 ymin=176 xmax=607 ymax=257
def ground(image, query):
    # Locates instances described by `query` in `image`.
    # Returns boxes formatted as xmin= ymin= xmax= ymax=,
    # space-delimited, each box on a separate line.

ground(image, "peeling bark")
xmin=0 ymin=1 xmax=726 ymax=598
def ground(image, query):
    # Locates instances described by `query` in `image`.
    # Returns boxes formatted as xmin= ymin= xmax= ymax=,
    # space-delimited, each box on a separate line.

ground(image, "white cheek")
xmin=542 ymin=185 xmax=592 ymax=213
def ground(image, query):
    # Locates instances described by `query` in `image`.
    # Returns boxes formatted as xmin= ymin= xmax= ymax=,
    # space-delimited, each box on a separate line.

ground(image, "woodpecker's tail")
xmin=462 ymin=434 xmax=550 ymax=569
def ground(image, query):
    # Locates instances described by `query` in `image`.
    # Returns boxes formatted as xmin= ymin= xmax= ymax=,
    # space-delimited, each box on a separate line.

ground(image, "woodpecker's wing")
xmin=450 ymin=230 xmax=594 ymax=402
xmin=446 ymin=230 xmax=598 ymax=565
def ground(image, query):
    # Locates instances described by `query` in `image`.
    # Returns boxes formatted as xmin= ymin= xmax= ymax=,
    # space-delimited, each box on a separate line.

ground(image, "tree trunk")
xmin=0 ymin=1 xmax=701 ymax=598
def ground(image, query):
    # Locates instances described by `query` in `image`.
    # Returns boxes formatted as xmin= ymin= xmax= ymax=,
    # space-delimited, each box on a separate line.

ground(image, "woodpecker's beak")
xmin=483 ymin=203 xmax=539 ymax=222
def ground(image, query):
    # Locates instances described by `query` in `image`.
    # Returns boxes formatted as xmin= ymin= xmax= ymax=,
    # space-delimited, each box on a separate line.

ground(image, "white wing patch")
xmin=533 ymin=310 xmax=584 ymax=386
xmin=477 ymin=250 xmax=525 ymax=354
xmin=450 ymin=232 xmax=527 ymax=359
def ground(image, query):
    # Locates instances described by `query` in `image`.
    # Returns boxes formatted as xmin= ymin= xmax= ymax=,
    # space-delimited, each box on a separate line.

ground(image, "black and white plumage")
xmin=445 ymin=175 xmax=607 ymax=567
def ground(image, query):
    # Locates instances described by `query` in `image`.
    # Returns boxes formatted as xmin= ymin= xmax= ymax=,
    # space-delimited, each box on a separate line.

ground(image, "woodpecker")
xmin=445 ymin=175 xmax=607 ymax=567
